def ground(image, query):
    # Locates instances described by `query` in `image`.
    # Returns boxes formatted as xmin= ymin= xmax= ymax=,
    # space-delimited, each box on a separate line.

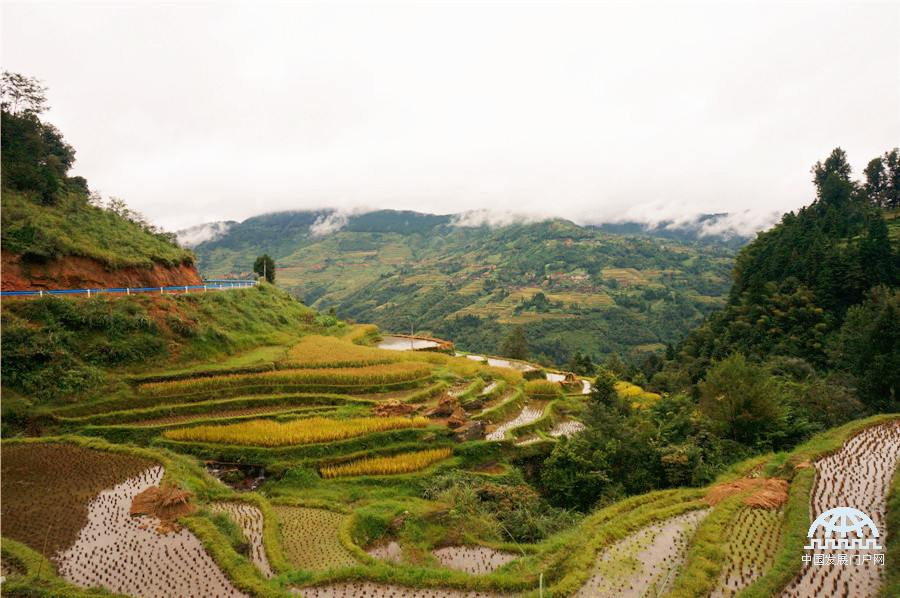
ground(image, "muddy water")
xmin=379 ymin=336 xmax=440 ymax=351
xmin=366 ymin=540 xmax=403 ymax=563
xmin=574 ymin=509 xmax=709 ymax=598
xmin=210 ymin=502 xmax=274 ymax=578
xmin=485 ymin=401 xmax=547 ymax=441
xmin=432 ymin=546 xmax=518 ymax=575
xmin=549 ymin=419 xmax=586 ymax=438
xmin=56 ymin=466 xmax=248 ymax=598
xmin=1 ymin=443 xmax=154 ymax=557
xmin=464 ymin=354 xmax=538 ymax=372
xmin=545 ymin=373 xmax=566 ymax=383
xmin=295 ymin=582 xmax=509 ymax=598
xmin=480 ymin=382 xmax=498 ymax=395
xmin=781 ymin=421 xmax=900 ymax=598
xmin=710 ymin=507 xmax=783 ymax=598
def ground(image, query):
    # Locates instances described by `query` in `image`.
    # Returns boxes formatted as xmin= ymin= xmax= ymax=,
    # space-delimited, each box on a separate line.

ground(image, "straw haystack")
xmin=130 ymin=483 xmax=196 ymax=533
xmin=703 ymin=477 xmax=789 ymax=510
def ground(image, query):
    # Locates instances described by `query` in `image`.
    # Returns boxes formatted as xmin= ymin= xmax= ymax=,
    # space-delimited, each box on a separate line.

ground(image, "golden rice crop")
xmin=525 ymin=379 xmax=562 ymax=396
xmin=162 ymin=415 xmax=430 ymax=447
xmin=286 ymin=335 xmax=404 ymax=367
xmin=138 ymin=362 xmax=432 ymax=396
xmin=320 ymin=447 xmax=453 ymax=479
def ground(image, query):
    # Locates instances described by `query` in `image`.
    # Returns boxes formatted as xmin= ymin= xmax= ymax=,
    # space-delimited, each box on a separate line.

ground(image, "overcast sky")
xmin=3 ymin=2 xmax=898 ymax=233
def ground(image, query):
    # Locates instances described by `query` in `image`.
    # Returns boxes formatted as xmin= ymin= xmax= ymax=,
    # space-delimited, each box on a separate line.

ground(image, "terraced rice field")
xmin=432 ymin=546 xmax=517 ymax=575
xmin=132 ymin=405 xmax=319 ymax=427
xmin=485 ymin=401 xmax=547 ymax=441
xmin=163 ymin=415 xmax=430 ymax=447
xmin=549 ymin=419 xmax=586 ymax=438
xmin=514 ymin=434 xmax=541 ymax=446
xmin=55 ymin=466 xmax=248 ymax=597
xmin=272 ymin=505 xmax=357 ymax=571
xmin=1 ymin=443 xmax=155 ymax=556
xmin=295 ymin=582 xmax=508 ymax=598
xmin=574 ymin=509 xmax=709 ymax=598
xmin=781 ymin=421 xmax=900 ymax=598
xmin=209 ymin=502 xmax=274 ymax=578
xmin=710 ymin=507 xmax=783 ymax=597
xmin=366 ymin=540 xmax=403 ymax=563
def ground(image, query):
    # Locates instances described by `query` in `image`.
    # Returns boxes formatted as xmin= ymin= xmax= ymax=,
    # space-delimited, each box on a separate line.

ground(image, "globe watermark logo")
xmin=802 ymin=507 xmax=884 ymax=566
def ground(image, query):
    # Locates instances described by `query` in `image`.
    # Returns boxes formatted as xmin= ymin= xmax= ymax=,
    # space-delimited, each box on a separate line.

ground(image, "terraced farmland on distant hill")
xmin=193 ymin=210 xmax=738 ymax=363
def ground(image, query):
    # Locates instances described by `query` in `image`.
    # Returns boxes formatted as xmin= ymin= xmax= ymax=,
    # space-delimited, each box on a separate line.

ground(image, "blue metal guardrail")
xmin=1 ymin=280 xmax=259 ymax=298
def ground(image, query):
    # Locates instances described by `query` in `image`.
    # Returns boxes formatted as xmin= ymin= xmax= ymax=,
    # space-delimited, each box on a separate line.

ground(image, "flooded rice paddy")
xmin=485 ymin=401 xmax=546 ymax=441
xmin=1 ymin=443 xmax=155 ymax=557
xmin=432 ymin=546 xmax=517 ymax=575
xmin=56 ymin=466 xmax=248 ymax=597
xmin=366 ymin=540 xmax=403 ymax=563
xmin=2 ymin=443 xmax=249 ymax=597
xmin=379 ymin=335 xmax=440 ymax=351
xmin=781 ymin=421 xmax=900 ymax=598
xmin=294 ymin=582 xmax=508 ymax=598
xmin=271 ymin=505 xmax=358 ymax=571
xmin=209 ymin=501 xmax=274 ymax=577
xmin=549 ymin=419 xmax=586 ymax=437
xmin=574 ymin=509 xmax=709 ymax=598
xmin=710 ymin=507 xmax=782 ymax=597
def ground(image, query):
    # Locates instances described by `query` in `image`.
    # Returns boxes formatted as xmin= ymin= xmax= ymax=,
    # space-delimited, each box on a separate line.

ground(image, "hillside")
xmin=647 ymin=147 xmax=900 ymax=413
xmin=193 ymin=210 xmax=740 ymax=365
xmin=1 ymin=86 xmax=199 ymax=291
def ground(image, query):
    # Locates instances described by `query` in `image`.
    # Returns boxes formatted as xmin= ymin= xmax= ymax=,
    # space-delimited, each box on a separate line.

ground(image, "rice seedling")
xmin=2 ymin=444 xmax=248 ymax=598
xmin=137 ymin=362 xmax=433 ymax=397
xmin=298 ymin=581 xmax=507 ymax=598
xmin=0 ymin=443 xmax=154 ymax=557
xmin=271 ymin=506 xmax=357 ymax=571
xmin=320 ymin=447 xmax=453 ymax=479
xmin=710 ymin=507 xmax=783 ymax=597
xmin=432 ymin=546 xmax=517 ymax=575
xmin=163 ymin=415 xmax=431 ymax=447
xmin=486 ymin=401 xmax=547 ymax=441
xmin=549 ymin=418 xmax=586 ymax=438
xmin=781 ymin=421 xmax=900 ymax=598
xmin=574 ymin=509 xmax=709 ymax=598
xmin=55 ymin=466 xmax=248 ymax=598
xmin=209 ymin=502 xmax=274 ymax=578
xmin=366 ymin=540 xmax=403 ymax=563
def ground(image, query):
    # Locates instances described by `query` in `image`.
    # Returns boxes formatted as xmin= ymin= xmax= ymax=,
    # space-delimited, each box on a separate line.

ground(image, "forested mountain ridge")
xmin=647 ymin=147 xmax=900 ymax=412
xmin=193 ymin=210 xmax=742 ymax=365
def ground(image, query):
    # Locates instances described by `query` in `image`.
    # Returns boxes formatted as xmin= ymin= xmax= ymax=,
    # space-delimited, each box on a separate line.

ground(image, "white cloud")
xmin=309 ymin=211 xmax=350 ymax=237
xmin=2 ymin=2 xmax=897 ymax=232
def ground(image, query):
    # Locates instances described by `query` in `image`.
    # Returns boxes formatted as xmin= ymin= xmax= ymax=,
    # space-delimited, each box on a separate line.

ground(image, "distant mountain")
xmin=192 ymin=208 xmax=742 ymax=364
xmin=588 ymin=212 xmax=771 ymax=247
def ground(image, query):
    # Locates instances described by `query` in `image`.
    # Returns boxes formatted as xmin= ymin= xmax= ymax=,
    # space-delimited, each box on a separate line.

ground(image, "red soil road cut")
xmin=1 ymin=250 xmax=202 ymax=291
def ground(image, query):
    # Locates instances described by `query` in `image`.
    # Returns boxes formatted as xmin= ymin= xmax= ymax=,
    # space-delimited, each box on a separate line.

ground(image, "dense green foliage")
xmin=194 ymin=210 xmax=739 ymax=365
xmin=646 ymin=148 xmax=900 ymax=410
xmin=1 ymin=73 xmax=193 ymax=269
xmin=0 ymin=284 xmax=317 ymax=404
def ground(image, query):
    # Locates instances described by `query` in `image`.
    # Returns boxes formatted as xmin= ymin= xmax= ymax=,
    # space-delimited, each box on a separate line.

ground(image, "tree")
xmin=1 ymin=71 xmax=48 ymax=116
xmin=811 ymin=147 xmax=852 ymax=194
xmin=698 ymin=353 xmax=778 ymax=445
xmin=831 ymin=286 xmax=900 ymax=411
xmin=253 ymin=254 xmax=275 ymax=283
xmin=499 ymin=326 xmax=529 ymax=360
xmin=568 ymin=350 xmax=596 ymax=376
